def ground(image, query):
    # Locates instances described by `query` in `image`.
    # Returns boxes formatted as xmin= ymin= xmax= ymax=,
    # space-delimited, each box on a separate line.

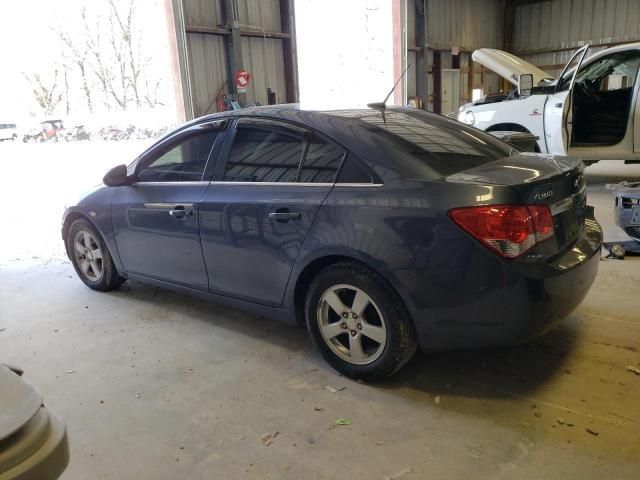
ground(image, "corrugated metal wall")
xmin=514 ymin=0 xmax=640 ymax=76
xmin=407 ymin=0 xmax=503 ymax=111
xmin=426 ymin=0 xmax=503 ymax=50
xmin=178 ymin=0 xmax=291 ymax=118
xmin=407 ymin=0 xmax=503 ymax=50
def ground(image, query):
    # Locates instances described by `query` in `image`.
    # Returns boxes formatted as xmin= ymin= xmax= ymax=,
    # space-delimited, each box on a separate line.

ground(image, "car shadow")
xmin=378 ymin=322 xmax=579 ymax=399
xmin=110 ymin=280 xmax=311 ymax=353
xmin=110 ymin=279 xmax=579 ymax=402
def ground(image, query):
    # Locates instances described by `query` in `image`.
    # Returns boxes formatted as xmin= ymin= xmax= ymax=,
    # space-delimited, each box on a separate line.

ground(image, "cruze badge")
xmin=535 ymin=190 xmax=554 ymax=200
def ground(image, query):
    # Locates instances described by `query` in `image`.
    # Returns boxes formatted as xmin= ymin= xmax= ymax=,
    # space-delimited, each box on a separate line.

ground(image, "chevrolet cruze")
xmin=62 ymin=106 xmax=602 ymax=378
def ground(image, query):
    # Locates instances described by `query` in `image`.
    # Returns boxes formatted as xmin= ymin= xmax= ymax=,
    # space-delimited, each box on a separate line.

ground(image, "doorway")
xmin=441 ymin=69 xmax=461 ymax=115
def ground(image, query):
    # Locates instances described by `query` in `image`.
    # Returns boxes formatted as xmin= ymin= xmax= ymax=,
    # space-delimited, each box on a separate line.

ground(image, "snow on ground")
xmin=0 ymin=139 xmax=153 ymax=264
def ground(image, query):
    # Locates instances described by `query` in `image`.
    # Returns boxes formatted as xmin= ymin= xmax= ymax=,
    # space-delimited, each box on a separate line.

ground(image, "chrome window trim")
xmin=334 ymin=183 xmax=384 ymax=188
xmin=210 ymin=181 xmax=333 ymax=187
xmin=132 ymin=181 xmax=211 ymax=186
xmin=209 ymin=181 xmax=384 ymax=187
xmin=130 ymin=181 xmax=384 ymax=187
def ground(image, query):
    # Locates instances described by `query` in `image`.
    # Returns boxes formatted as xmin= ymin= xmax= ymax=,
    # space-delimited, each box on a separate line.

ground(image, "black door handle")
xmin=268 ymin=208 xmax=301 ymax=222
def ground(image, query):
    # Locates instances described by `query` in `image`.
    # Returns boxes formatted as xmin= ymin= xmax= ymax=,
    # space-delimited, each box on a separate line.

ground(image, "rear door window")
xmin=349 ymin=110 xmax=514 ymax=176
xmin=299 ymin=133 xmax=345 ymax=183
xmin=223 ymin=123 xmax=305 ymax=182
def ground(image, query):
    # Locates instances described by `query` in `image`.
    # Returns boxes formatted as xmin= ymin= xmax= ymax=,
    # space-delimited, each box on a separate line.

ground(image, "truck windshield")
xmin=349 ymin=109 xmax=515 ymax=176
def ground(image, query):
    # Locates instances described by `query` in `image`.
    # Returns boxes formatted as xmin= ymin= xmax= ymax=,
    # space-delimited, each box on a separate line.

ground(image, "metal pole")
xmin=223 ymin=0 xmax=246 ymax=105
xmin=414 ymin=0 xmax=429 ymax=110
xmin=280 ymin=0 xmax=298 ymax=103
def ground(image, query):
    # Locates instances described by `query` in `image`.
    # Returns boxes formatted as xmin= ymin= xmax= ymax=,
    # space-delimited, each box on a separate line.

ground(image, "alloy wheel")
xmin=73 ymin=230 xmax=104 ymax=282
xmin=316 ymin=284 xmax=387 ymax=365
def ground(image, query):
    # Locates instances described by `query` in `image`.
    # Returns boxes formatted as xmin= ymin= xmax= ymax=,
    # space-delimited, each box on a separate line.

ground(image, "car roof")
xmin=155 ymin=105 xmax=495 ymax=183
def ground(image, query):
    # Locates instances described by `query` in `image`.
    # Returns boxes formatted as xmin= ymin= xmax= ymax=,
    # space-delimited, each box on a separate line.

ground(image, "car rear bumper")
xmin=412 ymin=214 xmax=602 ymax=351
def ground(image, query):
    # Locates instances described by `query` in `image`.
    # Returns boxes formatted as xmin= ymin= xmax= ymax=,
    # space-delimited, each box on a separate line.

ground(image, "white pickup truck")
xmin=458 ymin=43 xmax=640 ymax=163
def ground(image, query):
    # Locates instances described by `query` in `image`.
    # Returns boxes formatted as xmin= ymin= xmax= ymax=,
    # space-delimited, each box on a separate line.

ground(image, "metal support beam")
xmin=223 ymin=0 xmax=246 ymax=104
xmin=279 ymin=0 xmax=298 ymax=103
xmin=166 ymin=0 xmax=194 ymax=120
xmin=414 ymin=0 xmax=428 ymax=110
xmin=433 ymin=50 xmax=441 ymax=114
xmin=185 ymin=25 xmax=290 ymax=40
xmin=503 ymin=0 xmax=516 ymax=52
xmin=467 ymin=55 xmax=474 ymax=103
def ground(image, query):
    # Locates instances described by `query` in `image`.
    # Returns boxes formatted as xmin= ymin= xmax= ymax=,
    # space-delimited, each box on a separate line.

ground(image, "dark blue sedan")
xmin=62 ymin=106 xmax=602 ymax=378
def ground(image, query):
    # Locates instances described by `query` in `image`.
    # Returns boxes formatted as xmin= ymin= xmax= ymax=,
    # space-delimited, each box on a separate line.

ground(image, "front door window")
xmin=571 ymin=50 xmax=640 ymax=145
xmin=137 ymin=133 xmax=218 ymax=182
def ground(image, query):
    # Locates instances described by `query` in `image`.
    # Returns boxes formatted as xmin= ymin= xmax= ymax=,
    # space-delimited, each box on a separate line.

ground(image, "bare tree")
xmin=83 ymin=11 xmax=115 ymax=110
xmin=107 ymin=11 xmax=131 ymax=109
xmin=107 ymin=0 xmax=144 ymax=107
xmin=27 ymin=0 xmax=166 ymax=115
xmin=24 ymin=71 xmax=64 ymax=115
xmin=143 ymin=79 xmax=164 ymax=107
xmin=62 ymin=65 xmax=71 ymax=115
xmin=57 ymin=12 xmax=94 ymax=113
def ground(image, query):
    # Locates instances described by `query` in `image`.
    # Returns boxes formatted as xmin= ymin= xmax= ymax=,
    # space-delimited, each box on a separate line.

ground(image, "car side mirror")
xmin=518 ymin=73 xmax=534 ymax=98
xmin=103 ymin=164 xmax=132 ymax=187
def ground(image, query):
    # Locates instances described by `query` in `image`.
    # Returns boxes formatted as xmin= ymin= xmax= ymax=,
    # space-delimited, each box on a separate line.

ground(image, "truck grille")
xmin=624 ymin=226 xmax=640 ymax=240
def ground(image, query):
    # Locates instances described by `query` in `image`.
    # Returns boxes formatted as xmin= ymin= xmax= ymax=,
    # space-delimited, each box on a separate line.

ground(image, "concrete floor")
xmin=0 ymin=145 xmax=639 ymax=479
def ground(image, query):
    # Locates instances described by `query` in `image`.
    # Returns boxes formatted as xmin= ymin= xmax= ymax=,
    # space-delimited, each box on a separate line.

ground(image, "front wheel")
xmin=66 ymin=219 xmax=125 ymax=291
xmin=305 ymin=262 xmax=417 ymax=379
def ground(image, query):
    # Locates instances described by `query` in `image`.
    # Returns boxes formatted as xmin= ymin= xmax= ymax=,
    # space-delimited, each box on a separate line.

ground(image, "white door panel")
xmin=543 ymin=90 xmax=569 ymax=155
xmin=635 ymin=79 xmax=640 ymax=153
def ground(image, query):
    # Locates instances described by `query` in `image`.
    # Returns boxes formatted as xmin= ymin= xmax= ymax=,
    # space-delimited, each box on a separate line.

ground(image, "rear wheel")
xmin=305 ymin=262 xmax=417 ymax=379
xmin=67 ymin=219 xmax=125 ymax=291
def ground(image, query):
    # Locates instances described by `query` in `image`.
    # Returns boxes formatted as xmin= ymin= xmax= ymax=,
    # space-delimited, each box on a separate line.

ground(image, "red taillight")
xmin=448 ymin=205 xmax=554 ymax=258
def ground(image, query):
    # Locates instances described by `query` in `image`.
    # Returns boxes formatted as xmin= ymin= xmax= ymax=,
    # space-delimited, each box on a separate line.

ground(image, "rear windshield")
xmin=336 ymin=109 xmax=514 ymax=176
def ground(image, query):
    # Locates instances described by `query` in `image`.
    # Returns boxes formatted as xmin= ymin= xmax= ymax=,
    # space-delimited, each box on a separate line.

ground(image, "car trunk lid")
xmin=448 ymin=153 xmax=587 ymax=254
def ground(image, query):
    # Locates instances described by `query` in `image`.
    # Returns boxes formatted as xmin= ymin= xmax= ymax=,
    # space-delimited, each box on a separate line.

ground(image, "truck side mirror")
xmin=518 ymin=74 xmax=534 ymax=98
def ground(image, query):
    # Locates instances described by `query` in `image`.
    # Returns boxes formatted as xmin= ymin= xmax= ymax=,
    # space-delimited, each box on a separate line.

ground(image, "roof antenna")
xmin=367 ymin=64 xmax=411 ymax=125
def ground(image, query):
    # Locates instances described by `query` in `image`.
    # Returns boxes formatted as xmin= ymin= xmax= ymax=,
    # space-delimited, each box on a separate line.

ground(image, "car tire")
xmin=305 ymin=262 xmax=417 ymax=380
xmin=66 ymin=219 xmax=125 ymax=291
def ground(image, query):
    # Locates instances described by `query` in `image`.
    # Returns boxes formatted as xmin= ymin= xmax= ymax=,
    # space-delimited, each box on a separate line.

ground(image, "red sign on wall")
xmin=234 ymin=70 xmax=251 ymax=93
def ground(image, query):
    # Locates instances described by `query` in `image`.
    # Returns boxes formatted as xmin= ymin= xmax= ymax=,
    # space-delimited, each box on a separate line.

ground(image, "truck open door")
xmin=635 ymin=75 xmax=640 ymax=153
xmin=543 ymin=45 xmax=590 ymax=155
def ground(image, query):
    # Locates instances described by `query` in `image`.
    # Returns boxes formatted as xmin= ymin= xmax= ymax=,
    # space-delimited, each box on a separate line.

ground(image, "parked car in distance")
xmin=0 ymin=364 xmax=69 ymax=479
xmin=63 ymin=125 xmax=92 ymax=142
xmin=62 ymin=105 xmax=602 ymax=378
xmin=23 ymin=119 xmax=65 ymax=143
xmin=459 ymin=42 xmax=640 ymax=164
xmin=611 ymin=181 xmax=640 ymax=242
xmin=0 ymin=123 xmax=18 ymax=141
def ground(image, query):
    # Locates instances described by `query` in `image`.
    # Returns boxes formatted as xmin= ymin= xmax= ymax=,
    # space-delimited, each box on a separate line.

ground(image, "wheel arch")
xmin=62 ymin=210 xmax=123 ymax=273
xmin=485 ymin=122 xmax=531 ymax=133
xmin=290 ymin=253 xmax=416 ymax=334
xmin=62 ymin=211 xmax=91 ymax=243
xmin=485 ymin=123 xmax=542 ymax=152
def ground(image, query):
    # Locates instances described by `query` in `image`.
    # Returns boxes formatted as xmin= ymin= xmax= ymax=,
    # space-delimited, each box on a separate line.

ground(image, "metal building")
xmin=166 ymin=0 xmax=297 ymax=120
xmin=168 ymin=0 xmax=640 ymax=118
